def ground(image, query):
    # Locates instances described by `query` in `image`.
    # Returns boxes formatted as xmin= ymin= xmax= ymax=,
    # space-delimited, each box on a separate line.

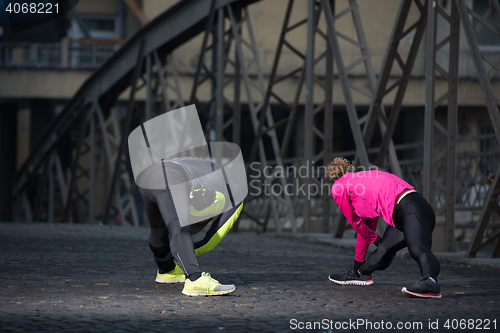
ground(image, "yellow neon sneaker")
xmin=182 ymin=272 xmax=236 ymax=296
xmin=155 ymin=263 xmax=185 ymax=284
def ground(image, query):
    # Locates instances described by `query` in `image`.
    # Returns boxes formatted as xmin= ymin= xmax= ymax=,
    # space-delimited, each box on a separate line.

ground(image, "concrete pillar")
xmin=30 ymin=99 xmax=51 ymax=152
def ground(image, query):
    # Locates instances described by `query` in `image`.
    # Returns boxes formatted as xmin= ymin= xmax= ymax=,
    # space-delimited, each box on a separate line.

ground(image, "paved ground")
xmin=0 ymin=222 xmax=499 ymax=332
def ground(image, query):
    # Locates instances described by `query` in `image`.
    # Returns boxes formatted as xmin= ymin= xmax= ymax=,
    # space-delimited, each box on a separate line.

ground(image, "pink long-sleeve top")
xmin=331 ymin=170 xmax=414 ymax=262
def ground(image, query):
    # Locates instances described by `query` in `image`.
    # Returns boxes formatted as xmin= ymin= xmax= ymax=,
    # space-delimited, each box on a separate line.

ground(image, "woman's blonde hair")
xmin=326 ymin=157 xmax=355 ymax=186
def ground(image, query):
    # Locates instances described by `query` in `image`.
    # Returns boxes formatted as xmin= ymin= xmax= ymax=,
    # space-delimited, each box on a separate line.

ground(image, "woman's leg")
xmin=395 ymin=193 xmax=440 ymax=278
xmin=398 ymin=213 xmax=440 ymax=278
xmin=358 ymin=225 xmax=406 ymax=274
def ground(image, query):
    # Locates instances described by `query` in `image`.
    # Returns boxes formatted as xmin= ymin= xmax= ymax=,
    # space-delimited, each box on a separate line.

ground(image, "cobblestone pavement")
xmin=0 ymin=222 xmax=499 ymax=332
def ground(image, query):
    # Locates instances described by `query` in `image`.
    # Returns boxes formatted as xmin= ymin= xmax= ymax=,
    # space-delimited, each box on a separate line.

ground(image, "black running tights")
xmin=139 ymin=187 xmax=201 ymax=278
xmin=358 ymin=192 xmax=440 ymax=278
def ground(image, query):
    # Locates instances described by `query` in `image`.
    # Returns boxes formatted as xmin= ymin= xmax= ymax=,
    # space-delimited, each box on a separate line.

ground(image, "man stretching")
xmin=139 ymin=157 xmax=243 ymax=296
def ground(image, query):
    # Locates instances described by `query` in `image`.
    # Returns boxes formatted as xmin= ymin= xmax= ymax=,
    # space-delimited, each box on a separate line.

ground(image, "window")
xmin=82 ymin=19 xmax=115 ymax=32
xmin=479 ymin=122 xmax=496 ymax=152
xmin=472 ymin=0 xmax=500 ymax=47
xmin=68 ymin=15 xmax=121 ymax=40
xmin=478 ymin=122 xmax=497 ymax=180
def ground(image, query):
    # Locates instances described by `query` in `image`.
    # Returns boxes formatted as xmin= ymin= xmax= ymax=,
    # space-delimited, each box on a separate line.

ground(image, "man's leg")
xmin=140 ymin=188 xmax=177 ymax=274
xmin=156 ymin=190 xmax=236 ymax=296
xmin=149 ymin=227 xmax=176 ymax=272
xmin=152 ymin=189 xmax=202 ymax=281
xmin=358 ymin=225 xmax=406 ymax=275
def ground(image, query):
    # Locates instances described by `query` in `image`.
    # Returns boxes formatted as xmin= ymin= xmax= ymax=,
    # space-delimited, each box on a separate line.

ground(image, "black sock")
xmin=353 ymin=260 xmax=364 ymax=277
xmin=158 ymin=261 xmax=176 ymax=274
xmin=188 ymin=272 xmax=202 ymax=281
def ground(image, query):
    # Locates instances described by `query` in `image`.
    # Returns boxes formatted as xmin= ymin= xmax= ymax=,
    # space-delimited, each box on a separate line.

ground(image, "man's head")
xmin=326 ymin=157 xmax=355 ymax=186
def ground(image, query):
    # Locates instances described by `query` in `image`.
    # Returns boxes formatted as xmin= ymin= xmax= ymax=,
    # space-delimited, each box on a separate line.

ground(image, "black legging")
xmin=140 ymin=185 xmax=243 ymax=278
xmin=359 ymin=192 xmax=440 ymax=278
xmin=140 ymin=187 xmax=202 ymax=277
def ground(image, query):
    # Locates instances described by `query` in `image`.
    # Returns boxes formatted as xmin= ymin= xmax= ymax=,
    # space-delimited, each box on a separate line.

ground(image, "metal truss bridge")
xmin=12 ymin=0 xmax=500 ymax=257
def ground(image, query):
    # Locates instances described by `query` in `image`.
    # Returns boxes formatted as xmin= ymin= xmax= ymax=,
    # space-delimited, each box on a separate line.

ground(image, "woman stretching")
xmin=327 ymin=158 xmax=441 ymax=298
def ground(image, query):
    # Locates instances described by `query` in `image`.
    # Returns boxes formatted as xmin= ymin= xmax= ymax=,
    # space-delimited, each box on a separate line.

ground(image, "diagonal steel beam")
xmin=423 ymin=0 xmax=460 ymax=252
xmin=321 ymin=0 xmax=369 ymax=168
xmin=227 ymin=5 xmax=295 ymax=232
xmin=102 ymin=39 xmax=145 ymax=226
xmin=457 ymin=0 xmax=500 ymax=258
xmin=374 ymin=0 xmax=427 ymax=167
xmin=63 ymin=102 xmax=96 ymax=222
xmin=363 ymin=0 xmax=428 ymax=169
xmin=348 ymin=0 xmax=402 ymax=176
xmin=457 ymin=1 xmax=500 ymax=145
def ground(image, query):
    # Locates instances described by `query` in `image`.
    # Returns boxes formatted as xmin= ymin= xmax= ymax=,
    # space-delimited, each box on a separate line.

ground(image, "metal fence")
xmin=0 ymin=42 xmax=121 ymax=69
xmin=167 ymin=48 xmax=500 ymax=79
xmin=2 ymin=41 xmax=496 ymax=79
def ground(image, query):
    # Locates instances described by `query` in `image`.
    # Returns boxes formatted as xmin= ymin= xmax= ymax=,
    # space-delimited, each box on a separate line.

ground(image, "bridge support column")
xmin=0 ymin=103 xmax=18 ymax=221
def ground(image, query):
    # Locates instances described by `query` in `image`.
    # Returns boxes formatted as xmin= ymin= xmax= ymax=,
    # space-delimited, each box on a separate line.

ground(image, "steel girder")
xmin=423 ymin=0 xmax=460 ymax=252
xmin=248 ymin=0 xmax=385 ymax=233
xmin=363 ymin=0 xmax=428 ymax=169
xmin=15 ymin=0 xmax=253 ymax=193
xmin=187 ymin=2 xmax=292 ymax=232
xmin=12 ymin=0 xmax=385 ymax=231
xmin=16 ymin=45 xmax=187 ymax=226
xmin=101 ymin=39 xmax=145 ymax=227
xmin=362 ymin=0 xmax=499 ymax=255
xmin=458 ymin=0 xmax=500 ymax=258
xmin=228 ymin=5 xmax=296 ymax=232
xmin=302 ymin=0 xmax=336 ymax=233
xmin=321 ymin=0 xmax=404 ymax=236
xmin=190 ymin=1 xmax=239 ymax=143
xmin=11 ymin=0 xmax=500 ymax=254
xmin=12 ymin=0 xmax=255 ymax=225
xmin=246 ymin=0 xmax=308 ymax=233
xmin=342 ymin=0 xmax=402 ymax=177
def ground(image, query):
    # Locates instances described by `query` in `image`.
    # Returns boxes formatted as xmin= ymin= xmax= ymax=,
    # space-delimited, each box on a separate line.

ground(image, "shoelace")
xmin=343 ymin=265 xmax=354 ymax=282
xmin=419 ymin=275 xmax=437 ymax=284
xmin=202 ymin=272 xmax=220 ymax=284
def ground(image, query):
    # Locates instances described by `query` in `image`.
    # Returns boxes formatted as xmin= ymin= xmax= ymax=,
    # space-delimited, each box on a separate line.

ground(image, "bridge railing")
xmin=0 ymin=41 xmax=121 ymax=69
